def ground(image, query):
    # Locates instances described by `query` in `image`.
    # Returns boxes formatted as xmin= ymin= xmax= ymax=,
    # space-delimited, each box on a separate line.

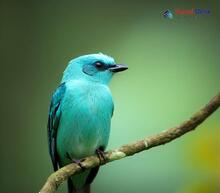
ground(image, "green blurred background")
xmin=1 ymin=1 xmax=220 ymax=193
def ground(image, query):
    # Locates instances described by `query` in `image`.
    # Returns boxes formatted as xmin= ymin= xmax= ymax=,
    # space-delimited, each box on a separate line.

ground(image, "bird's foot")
xmin=72 ymin=159 xmax=86 ymax=170
xmin=95 ymin=148 xmax=107 ymax=164
xmin=67 ymin=153 xmax=85 ymax=171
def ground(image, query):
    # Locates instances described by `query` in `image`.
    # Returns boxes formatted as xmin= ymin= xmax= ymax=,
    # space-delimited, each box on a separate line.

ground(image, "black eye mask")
xmin=94 ymin=61 xmax=108 ymax=71
xmin=82 ymin=62 xmax=110 ymax=76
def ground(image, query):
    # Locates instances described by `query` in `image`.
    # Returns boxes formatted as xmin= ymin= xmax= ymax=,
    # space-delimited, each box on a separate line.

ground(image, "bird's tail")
xmin=68 ymin=178 xmax=90 ymax=193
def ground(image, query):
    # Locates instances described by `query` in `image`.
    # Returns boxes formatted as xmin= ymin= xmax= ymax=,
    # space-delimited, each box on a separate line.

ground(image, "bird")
xmin=47 ymin=53 xmax=128 ymax=193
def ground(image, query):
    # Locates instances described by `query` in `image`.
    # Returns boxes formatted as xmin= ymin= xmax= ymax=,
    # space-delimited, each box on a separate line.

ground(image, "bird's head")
xmin=61 ymin=53 xmax=128 ymax=84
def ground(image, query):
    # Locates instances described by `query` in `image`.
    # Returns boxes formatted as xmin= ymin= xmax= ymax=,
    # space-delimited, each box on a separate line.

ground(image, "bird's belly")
xmin=56 ymin=87 xmax=112 ymax=165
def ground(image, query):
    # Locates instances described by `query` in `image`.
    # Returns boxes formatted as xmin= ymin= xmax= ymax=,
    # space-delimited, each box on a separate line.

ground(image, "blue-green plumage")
xmin=48 ymin=53 xmax=127 ymax=193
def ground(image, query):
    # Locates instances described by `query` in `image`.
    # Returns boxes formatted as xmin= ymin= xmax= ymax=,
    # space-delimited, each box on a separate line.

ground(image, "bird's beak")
xmin=109 ymin=64 xmax=128 ymax=72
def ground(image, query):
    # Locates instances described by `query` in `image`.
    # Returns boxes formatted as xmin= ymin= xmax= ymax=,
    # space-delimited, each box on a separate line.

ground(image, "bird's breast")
xmin=57 ymin=80 xmax=113 ymax=163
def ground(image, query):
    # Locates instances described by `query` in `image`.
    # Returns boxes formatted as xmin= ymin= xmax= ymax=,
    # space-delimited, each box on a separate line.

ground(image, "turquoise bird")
xmin=47 ymin=53 xmax=128 ymax=193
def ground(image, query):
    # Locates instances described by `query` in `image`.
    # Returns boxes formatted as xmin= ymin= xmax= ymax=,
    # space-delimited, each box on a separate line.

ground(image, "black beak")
xmin=109 ymin=64 xmax=128 ymax=72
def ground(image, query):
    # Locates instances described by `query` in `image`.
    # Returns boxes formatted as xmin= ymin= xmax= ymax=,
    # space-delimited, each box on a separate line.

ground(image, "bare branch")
xmin=40 ymin=92 xmax=220 ymax=193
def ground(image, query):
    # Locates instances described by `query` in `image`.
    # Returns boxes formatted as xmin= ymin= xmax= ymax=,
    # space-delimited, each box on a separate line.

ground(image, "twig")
xmin=40 ymin=92 xmax=220 ymax=193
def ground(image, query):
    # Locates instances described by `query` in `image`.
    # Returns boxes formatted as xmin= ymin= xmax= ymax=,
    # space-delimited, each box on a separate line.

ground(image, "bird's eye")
xmin=95 ymin=62 xmax=104 ymax=68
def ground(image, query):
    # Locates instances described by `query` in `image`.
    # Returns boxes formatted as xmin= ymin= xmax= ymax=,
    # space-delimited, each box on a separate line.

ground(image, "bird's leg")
xmin=95 ymin=147 xmax=107 ymax=164
xmin=66 ymin=153 xmax=85 ymax=171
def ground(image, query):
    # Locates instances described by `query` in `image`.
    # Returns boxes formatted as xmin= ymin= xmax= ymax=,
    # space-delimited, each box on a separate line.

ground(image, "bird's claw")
xmin=67 ymin=153 xmax=85 ymax=171
xmin=95 ymin=148 xmax=107 ymax=164
xmin=72 ymin=159 xmax=86 ymax=170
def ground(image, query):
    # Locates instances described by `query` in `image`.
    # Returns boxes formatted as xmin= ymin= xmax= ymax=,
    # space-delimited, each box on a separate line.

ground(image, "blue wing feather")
xmin=47 ymin=82 xmax=66 ymax=171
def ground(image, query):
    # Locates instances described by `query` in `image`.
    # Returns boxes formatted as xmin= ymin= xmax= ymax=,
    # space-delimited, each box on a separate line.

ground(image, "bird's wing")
xmin=47 ymin=82 xmax=66 ymax=171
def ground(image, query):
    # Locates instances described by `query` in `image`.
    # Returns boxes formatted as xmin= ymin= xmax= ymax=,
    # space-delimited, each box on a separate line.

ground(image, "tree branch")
xmin=40 ymin=92 xmax=220 ymax=193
